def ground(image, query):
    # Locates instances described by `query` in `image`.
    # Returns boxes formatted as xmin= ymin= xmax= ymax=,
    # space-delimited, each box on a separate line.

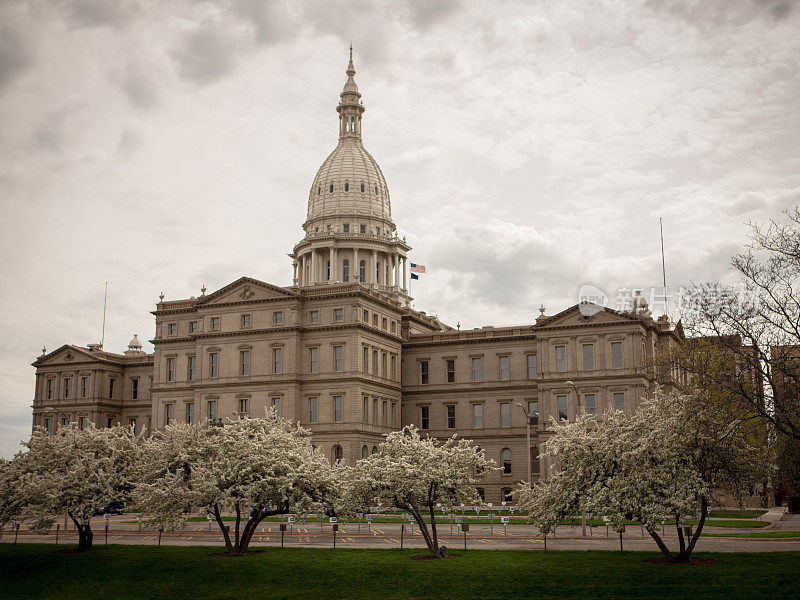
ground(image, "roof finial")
xmin=346 ymin=44 xmax=355 ymax=76
xmin=349 ymin=42 xmax=353 ymax=61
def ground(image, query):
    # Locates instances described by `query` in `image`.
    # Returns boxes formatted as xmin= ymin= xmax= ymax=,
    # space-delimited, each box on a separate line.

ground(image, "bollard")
xmin=400 ymin=523 xmax=405 ymax=549
xmin=280 ymin=523 xmax=286 ymax=548
xmin=462 ymin=523 xmax=469 ymax=550
xmin=158 ymin=530 xmax=163 ymax=547
xmin=490 ymin=513 xmax=493 ymax=535
xmin=56 ymin=523 xmax=60 ymax=546
xmin=544 ymin=533 xmax=547 ymax=553
xmin=105 ymin=522 xmax=109 ymax=548
xmin=332 ymin=524 xmax=338 ymax=549
xmin=619 ymin=531 xmax=623 ymax=553
xmin=14 ymin=523 xmax=19 ymax=544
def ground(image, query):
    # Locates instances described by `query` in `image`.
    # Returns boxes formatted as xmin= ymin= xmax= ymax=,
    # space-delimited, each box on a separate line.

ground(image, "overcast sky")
xmin=1 ymin=0 xmax=798 ymax=457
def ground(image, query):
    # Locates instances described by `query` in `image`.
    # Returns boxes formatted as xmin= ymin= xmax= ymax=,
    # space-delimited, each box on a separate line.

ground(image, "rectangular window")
xmin=64 ymin=377 xmax=71 ymax=399
xmin=372 ymin=350 xmax=378 ymax=376
xmin=240 ymin=350 xmax=250 ymax=376
xmin=165 ymin=404 xmax=173 ymax=426
xmin=190 ymin=321 xmax=198 ymax=333
xmin=109 ymin=379 xmax=115 ymax=398
xmin=500 ymin=402 xmax=510 ymax=427
xmin=373 ymin=314 xmax=378 ymax=327
xmin=168 ymin=323 xmax=177 ymax=336
xmin=210 ymin=317 xmax=220 ymax=331
xmin=363 ymin=346 xmax=369 ymax=372
xmin=43 ymin=417 xmax=51 ymax=436
xmin=131 ymin=378 xmax=139 ymax=399
xmin=420 ymin=361 xmax=429 ymax=384
xmin=373 ymin=398 xmax=378 ymax=425
xmin=273 ymin=348 xmax=282 ymax=374
xmin=209 ymin=352 xmax=219 ymax=378
xmin=208 ymin=401 xmax=217 ymax=422
xmin=334 ymin=395 xmax=343 ymax=422
xmin=585 ymin=393 xmax=596 ymax=415
xmin=273 ymin=311 xmax=283 ymax=325
xmin=129 ymin=418 xmax=136 ymax=432
xmin=472 ymin=358 xmax=483 ymax=382
xmin=334 ymin=346 xmax=343 ymax=372
xmin=382 ymin=400 xmax=387 ymax=426
xmin=363 ymin=309 xmax=369 ymax=322
xmin=310 ymin=310 xmax=319 ymax=324
xmin=106 ymin=417 xmax=113 ymax=428
xmin=473 ymin=404 xmax=483 ymax=428
xmin=499 ymin=356 xmax=510 ymax=380
xmin=555 ymin=345 xmax=566 ymax=372
xmin=381 ymin=353 xmax=387 ymax=377
xmin=391 ymin=355 xmax=397 ymax=380
xmin=239 ymin=397 xmax=249 ymax=414
xmin=611 ymin=342 xmax=623 ymax=369
xmin=241 ymin=314 xmax=251 ymax=328
xmin=382 ymin=317 xmax=388 ymax=330
xmin=80 ymin=376 xmax=89 ymax=398
xmin=614 ymin=392 xmax=625 ymax=413
xmin=557 ymin=395 xmax=568 ymax=421
xmin=167 ymin=358 xmax=176 ymax=382
xmin=527 ymin=355 xmax=537 ymax=379
xmin=188 ymin=356 xmax=196 ymax=381
xmin=391 ymin=321 xmax=396 ymax=333
xmin=391 ymin=401 xmax=396 ymax=427
xmin=363 ymin=396 xmax=369 ymax=422
xmin=420 ymin=405 xmax=430 ymax=430
xmin=446 ymin=359 xmax=455 ymax=383
xmin=271 ymin=397 xmax=281 ymax=417
xmin=78 ymin=416 xmax=86 ymax=430
xmin=309 ymin=397 xmax=318 ymax=423
xmin=343 ymin=223 xmax=350 ymax=233
xmin=528 ymin=400 xmax=539 ymax=426
xmin=360 ymin=224 xmax=366 ymax=234
xmin=334 ymin=308 xmax=344 ymax=322
xmin=309 ymin=348 xmax=319 ymax=373
xmin=46 ymin=379 xmax=54 ymax=400
xmin=186 ymin=403 xmax=194 ymax=425
xmin=447 ymin=405 xmax=456 ymax=429
xmin=583 ymin=344 xmax=594 ymax=370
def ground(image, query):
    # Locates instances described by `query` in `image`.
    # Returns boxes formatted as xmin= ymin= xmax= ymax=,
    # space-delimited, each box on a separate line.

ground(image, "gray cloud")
xmin=170 ymin=21 xmax=242 ymax=84
xmin=232 ymin=0 xmax=299 ymax=45
xmin=0 ymin=21 xmax=35 ymax=93
xmin=63 ymin=0 xmax=143 ymax=29
xmin=117 ymin=60 xmax=162 ymax=109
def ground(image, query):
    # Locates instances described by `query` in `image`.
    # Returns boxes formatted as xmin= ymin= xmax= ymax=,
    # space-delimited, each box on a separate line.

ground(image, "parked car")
xmin=94 ymin=501 xmax=125 ymax=516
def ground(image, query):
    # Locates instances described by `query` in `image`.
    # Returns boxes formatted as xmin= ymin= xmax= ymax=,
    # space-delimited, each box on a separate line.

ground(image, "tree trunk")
xmin=428 ymin=503 xmax=445 ymax=557
xmin=237 ymin=502 xmax=290 ymax=555
xmin=646 ymin=527 xmax=673 ymax=560
xmin=213 ymin=504 xmax=234 ymax=554
xmin=678 ymin=497 xmax=708 ymax=562
xmin=69 ymin=514 xmax=93 ymax=553
xmin=406 ymin=503 xmax=442 ymax=557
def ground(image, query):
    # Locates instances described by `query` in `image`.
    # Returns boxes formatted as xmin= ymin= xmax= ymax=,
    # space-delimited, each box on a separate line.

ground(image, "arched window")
xmin=476 ymin=487 xmax=485 ymax=501
xmin=332 ymin=445 xmax=343 ymax=464
xmin=360 ymin=183 xmax=365 ymax=193
xmin=374 ymin=185 xmax=378 ymax=195
xmin=344 ymin=182 xmax=349 ymax=192
xmin=502 ymin=448 xmax=512 ymax=475
xmin=371 ymin=445 xmax=378 ymax=455
xmin=502 ymin=488 xmax=513 ymax=503
xmin=330 ymin=184 xmax=334 ymax=193
xmin=362 ymin=445 xmax=368 ymax=460
xmin=359 ymin=260 xmax=366 ymax=282
xmin=350 ymin=116 xmax=355 ymax=131
xmin=317 ymin=186 xmax=321 ymax=196
xmin=343 ymin=259 xmax=350 ymax=282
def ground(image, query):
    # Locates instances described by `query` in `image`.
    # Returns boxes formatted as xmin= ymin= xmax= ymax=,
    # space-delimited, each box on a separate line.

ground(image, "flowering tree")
xmin=134 ymin=413 xmax=339 ymax=556
xmin=349 ymin=426 xmax=494 ymax=558
xmin=6 ymin=423 xmax=140 ymax=552
xmin=517 ymin=388 xmax=763 ymax=562
xmin=0 ymin=458 xmax=22 ymax=537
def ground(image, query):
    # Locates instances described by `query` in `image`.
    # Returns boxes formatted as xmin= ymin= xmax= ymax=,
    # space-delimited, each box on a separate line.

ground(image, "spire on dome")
xmin=337 ymin=46 xmax=364 ymax=140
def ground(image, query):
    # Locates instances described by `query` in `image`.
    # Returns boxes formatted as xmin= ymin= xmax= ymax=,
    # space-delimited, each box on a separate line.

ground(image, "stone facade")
xmin=29 ymin=51 xmax=683 ymax=503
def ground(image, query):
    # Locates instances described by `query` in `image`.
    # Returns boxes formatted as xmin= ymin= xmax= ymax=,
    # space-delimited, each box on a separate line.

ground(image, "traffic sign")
xmin=501 ymin=516 xmax=510 ymax=524
xmin=288 ymin=516 xmax=295 ymax=523
xmin=455 ymin=517 xmax=463 ymax=523
xmin=366 ymin=515 xmax=373 ymax=522
xmin=329 ymin=517 xmax=337 ymax=523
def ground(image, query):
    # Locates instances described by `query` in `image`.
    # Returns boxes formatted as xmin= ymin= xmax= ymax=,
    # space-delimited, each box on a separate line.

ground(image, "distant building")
xmin=31 ymin=51 xmax=683 ymax=502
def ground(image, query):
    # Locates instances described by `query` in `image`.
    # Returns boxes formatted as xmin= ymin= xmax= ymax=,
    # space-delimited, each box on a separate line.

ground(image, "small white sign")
xmin=366 ymin=515 xmax=373 ymax=522
xmin=501 ymin=516 xmax=510 ymax=524
xmin=408 ymin=515 xmax=415 ymax=522
xmin=455 ymin=517 xmax=463 ymax=523
xmin=206 ymin=515 xmax=213 ymax=521
xmin=510 ymin=507 xmax=516 ymax=513
xmin=488 ymin=503 xmax=493 ymax=507
xmin=460 ymin=503 xmax=465 ymax=507
xmin=288 ymin=517 xmax=295 ymax=523
xmin=329 ymin=517 xmax=337 ymax=523
xmin=104 ymin=513 xmax=110 ymax=521
xmin=502 ymin=501 xmax=507 ymax=506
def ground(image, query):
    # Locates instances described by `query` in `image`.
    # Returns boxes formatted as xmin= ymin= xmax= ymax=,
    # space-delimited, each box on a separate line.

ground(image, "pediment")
xmin=538 ymin=304 xmax=639 ymax=329
xmin=197 ymin=277 xmax=297 ymax=307
xmin=34 ymin=345 xmax=106 ymax=366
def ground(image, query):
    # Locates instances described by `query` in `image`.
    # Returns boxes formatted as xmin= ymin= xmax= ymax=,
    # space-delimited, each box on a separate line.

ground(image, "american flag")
xmin=410 ymin=263 xmax=426 ymax=274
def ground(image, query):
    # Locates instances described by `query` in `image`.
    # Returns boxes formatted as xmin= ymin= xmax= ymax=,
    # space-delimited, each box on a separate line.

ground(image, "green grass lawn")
xmin=708 ymin=511 xmax=767 ymax=519
xmin=689 ymin=520 xmax=770 ymax=529
xmin=1 ymin=545 xmax=798 ymax=600
xmin=701 ymin=531 xmax=799 ymax=539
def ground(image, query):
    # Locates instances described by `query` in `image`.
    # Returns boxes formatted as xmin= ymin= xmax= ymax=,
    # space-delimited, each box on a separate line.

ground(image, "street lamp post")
xmin=515 ymin=403 xmax=537 ymax=488
xmin=565 ymin=381 xmax=587 ymax=537
xmin=43 ymin=406 xmax=68 ymax=433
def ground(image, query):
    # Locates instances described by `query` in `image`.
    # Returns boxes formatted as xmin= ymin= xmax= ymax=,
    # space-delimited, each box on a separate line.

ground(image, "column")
xmin=393 ymin=253 xmax=399 ymax=289
xmin=354 ymin=248 xmax=360 ymax=282
xmin=310 ymin=249 xmax=317 ymax=285
xmin=402 ymin=256 xmax=407 ymax=292
xmin=329 ymin=247 xmax=335 ymax=282
xmin=293 ymin=261 xmax=298 ymax=286
xmin=371 ymin=250 xmax=378 ymax=285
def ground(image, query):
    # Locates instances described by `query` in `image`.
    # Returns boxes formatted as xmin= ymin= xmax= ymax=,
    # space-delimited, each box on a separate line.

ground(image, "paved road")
xmin=3 ymin=519 xmax=798 ymax=553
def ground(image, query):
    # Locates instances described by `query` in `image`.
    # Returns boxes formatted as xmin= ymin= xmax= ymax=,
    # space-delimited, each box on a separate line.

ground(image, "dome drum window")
xmin=330 ymin=184 xmax=334 ymax=193
xmin=360 ymin=183 xmax=365 ymax=193
xmin=344 ymin=182 xmax=349 ymax=192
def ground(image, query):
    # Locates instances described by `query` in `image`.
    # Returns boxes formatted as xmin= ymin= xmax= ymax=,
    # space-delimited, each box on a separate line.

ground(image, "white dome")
xmin=127 ymin=334 xmax=142 ymax=349
xmin=307 ymin=139 xmax=391 ymax=223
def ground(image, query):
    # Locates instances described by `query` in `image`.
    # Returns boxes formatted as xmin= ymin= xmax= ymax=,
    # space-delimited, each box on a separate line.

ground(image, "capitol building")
xmin=30 ymin=52 xmax=682 ymax=502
